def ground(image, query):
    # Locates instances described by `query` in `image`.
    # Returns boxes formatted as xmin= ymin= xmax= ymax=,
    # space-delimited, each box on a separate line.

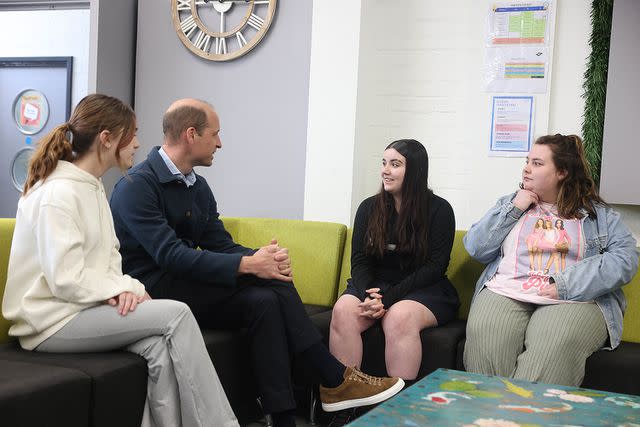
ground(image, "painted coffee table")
xmin=349 ymin=369 xmax=640 ymax=426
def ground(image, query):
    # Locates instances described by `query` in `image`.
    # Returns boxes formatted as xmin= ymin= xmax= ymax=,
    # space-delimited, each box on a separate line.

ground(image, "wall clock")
xmin=171 ymin=0 xmax=277 ymax=61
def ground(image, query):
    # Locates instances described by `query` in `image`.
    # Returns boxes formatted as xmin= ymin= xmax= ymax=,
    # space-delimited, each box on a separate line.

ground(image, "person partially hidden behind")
xmin=109 ymin=98 xmax=404 ymax=427
xmin=463 ymin=133 xmax=638 ymax=386
xmin=2 ymin=94 xmax=239 ymax=427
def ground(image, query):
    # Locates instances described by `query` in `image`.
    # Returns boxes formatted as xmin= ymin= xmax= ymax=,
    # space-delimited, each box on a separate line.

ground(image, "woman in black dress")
xmin=329 ymin=139 xmax=460 ymax=380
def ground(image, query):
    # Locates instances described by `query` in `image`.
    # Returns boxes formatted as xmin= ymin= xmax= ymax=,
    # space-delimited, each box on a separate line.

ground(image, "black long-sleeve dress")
xmin=343 ymin=193 xmax=460 ymax=325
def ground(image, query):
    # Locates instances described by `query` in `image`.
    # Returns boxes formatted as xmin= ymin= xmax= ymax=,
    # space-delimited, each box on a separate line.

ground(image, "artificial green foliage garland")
xmin=581 ymin=0 xmax=614 ymax=185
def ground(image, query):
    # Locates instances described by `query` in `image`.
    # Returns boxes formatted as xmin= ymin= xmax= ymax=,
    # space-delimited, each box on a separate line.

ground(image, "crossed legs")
xmin=159 ymin=275 xmax=323 ymax=415
xmin=36 ymin=300 xmax=238 ymax=427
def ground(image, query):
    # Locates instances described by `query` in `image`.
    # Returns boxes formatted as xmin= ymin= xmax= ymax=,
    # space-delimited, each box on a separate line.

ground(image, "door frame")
xmin=0 ymin=56 xmax=73 ymax=119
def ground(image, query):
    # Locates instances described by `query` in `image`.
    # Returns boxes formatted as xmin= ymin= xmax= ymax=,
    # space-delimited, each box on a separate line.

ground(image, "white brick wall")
xmin=351 ymin=0 xmax=590 ymax=230
xmin=352 ymin=1 xmax=529 ymax=228
xmin=305 ymin=0 xmax=639 ymax=241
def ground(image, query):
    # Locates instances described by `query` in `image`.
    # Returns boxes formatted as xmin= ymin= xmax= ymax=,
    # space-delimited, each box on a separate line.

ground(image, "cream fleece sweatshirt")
xmin=2 ymin=161 xmax=146 ymax=350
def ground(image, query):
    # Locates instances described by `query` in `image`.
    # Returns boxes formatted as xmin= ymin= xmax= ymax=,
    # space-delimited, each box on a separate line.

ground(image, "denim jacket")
xmin=463 ymin=193 xmax=639 ymax=349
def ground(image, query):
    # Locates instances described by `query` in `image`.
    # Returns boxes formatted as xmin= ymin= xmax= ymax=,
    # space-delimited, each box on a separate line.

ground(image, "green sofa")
xmin=0 ymin=217 xmax=349 ymax=426
xmin=1 ymin=218 xmax=639 ymax=426
xmin=333 ymin=230 xmax=640 ymax=395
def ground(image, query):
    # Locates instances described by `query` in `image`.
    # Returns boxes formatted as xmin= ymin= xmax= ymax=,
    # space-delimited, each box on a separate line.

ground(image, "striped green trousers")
xmin=463 ymin=288 xmax=608 ymax=387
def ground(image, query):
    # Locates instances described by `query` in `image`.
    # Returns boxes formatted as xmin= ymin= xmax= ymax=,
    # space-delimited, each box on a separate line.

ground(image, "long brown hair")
xmin=365 ymin=139 xmax=432 ymax=267
xmin=535 ymin=134 xmax=604 ymax=218
xmin=23 ymin=94 xmax=136 ymax=194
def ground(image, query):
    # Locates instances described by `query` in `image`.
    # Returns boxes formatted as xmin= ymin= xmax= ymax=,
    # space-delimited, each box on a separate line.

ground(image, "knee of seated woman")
xmin=153 ymin=299 xmax=192 ymax=321
xmin=382 ymin=312 xmax=423 ymax=336
xmin=465 ymin=327 xmax=523 ymax=351
xmin=148 ymin=298 xmax=190 ymax=312
xmin=331 ymin=308 xmax=362 ymax=332
xmin=528 ymin=334 xmax=588 ymax=356
xmin=466 ymin=314 xmax=521 ymax=338
xmin=333 ymin=295 xmax=362 ymax=315
xmin=386 ymin=302 xmax=436 ymax=327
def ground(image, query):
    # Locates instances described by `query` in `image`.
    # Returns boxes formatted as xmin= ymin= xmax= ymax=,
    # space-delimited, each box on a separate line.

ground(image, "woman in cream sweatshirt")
xmin=2 ymin=94 xmax=238 ymax=427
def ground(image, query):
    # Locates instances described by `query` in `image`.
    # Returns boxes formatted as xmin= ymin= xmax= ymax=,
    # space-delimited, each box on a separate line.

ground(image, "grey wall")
xmin=133 ymin=0 xmax=312 ymax=219
xmin=92 ymin=0 xmax=137 ymax=104
xmin=600 ymin=0 xmax=640 ymax=205
xmin=90 ymin=0 xmax=138 ymax=194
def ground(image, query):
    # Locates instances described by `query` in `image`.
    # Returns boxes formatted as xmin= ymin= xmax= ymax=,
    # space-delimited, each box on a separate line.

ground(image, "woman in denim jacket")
xmin=463 ymin=134 xmax=638 ymax=386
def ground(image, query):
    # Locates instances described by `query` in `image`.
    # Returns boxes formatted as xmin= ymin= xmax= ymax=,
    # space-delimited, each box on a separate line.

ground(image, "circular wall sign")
xmin=13 ymin=89 xmax=50 ymax=135
xmin=11 ymin=147 xmax=34 ymax=192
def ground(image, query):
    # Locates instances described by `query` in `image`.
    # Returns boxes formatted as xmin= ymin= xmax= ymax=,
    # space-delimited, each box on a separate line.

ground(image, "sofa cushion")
xmin=0 ymin=344 xmax=147 ymax=427
xmin=446 ymin=231 xmax=485 ymax=320
xmin=221 ymin=217 xmax=347 ymax=307
xmin=456 ymin=337 xmax=465 ymax=371
xmin=582 ymin=341 xmax=640 ymax=395
xmin=337 ymin=229 xmax=353 ymax=296
xmin=0 ymin=358 xmax=90 ymax=427
xmin=304 ymin=304 xmax=332 ymax=317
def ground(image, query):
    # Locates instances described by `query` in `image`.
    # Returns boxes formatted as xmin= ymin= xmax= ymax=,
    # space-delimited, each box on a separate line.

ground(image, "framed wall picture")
xmin=0 ymin=57 xmax=72 ymax=215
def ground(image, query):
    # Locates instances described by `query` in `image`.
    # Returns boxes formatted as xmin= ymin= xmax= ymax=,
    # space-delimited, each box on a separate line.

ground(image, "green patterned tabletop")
xmin=349 ymin=369 xmax=640 ymax=427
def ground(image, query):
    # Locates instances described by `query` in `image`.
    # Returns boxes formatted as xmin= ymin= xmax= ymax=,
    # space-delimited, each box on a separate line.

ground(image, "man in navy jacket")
xmin=110 ymin=99 xmax=403 ymax=427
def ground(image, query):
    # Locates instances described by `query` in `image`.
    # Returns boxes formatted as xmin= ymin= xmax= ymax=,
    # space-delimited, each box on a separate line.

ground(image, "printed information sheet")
xmin=489 ymin=96 xmax=534 ymax=157
xmin=485 ymin=46 xmax=549 ymax=93
xmin=488 ymin=2 xmax=550 ymax=45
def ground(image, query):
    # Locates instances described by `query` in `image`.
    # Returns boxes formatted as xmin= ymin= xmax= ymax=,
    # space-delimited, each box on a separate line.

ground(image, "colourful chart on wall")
xmin=488 ymin=2 xmax=550 ymax=45
xmin=485 ymin=46 xmax=549 ymax=93
xmin=13 ymin=89 xmax=50 ymax=135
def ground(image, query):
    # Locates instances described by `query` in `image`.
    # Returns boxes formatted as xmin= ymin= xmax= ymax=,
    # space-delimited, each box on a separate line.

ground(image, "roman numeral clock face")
xmin=171 ymin=0 xmax=277 ymax=61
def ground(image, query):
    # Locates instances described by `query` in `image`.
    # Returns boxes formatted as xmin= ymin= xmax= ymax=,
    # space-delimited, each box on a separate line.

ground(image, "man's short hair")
xmin=162 ymin=104 xmax=209 ymax=141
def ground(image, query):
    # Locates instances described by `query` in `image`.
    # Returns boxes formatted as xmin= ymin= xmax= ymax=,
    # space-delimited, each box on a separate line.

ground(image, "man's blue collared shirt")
xmin=158 ymin=146 xmax=196 ymax=187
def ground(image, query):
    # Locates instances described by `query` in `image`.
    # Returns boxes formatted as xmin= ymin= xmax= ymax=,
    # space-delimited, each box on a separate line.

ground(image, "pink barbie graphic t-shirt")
xmin=486 ymin=202 xmax=585 ymax=305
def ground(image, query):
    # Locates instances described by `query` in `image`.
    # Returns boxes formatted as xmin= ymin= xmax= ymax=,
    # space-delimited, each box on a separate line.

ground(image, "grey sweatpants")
xmin=463 ymin=288 xmax=608 ymax=387
xmin=37 ymin=299 xmax=238 ymax=427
